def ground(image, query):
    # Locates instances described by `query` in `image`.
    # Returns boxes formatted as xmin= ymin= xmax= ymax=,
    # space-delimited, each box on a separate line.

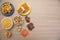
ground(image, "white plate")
xmin=17 ymin=2 xmax=31 ymax=16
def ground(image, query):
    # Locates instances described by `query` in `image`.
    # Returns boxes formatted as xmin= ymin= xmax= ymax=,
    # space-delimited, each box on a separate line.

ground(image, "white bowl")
xmin=14 ymin=16 xmax=23 ymax=25
xmin=1 ymin=17 xmax=13 ymax=30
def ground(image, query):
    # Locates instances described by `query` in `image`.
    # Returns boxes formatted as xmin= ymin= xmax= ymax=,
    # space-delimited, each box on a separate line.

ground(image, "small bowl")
xmin=1 ymin=17 xmax=13 ymax=30
xmin=1 ymin=2 xmax=15 ymax=16
xmin=14 ymin=16 xmax=23 ymax=25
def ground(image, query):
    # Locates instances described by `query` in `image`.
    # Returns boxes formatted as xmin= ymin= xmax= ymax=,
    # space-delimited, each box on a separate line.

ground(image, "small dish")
xmin=1 ymin=17 xmax=13 ymax=30
xmin=17 ymin=2 xmax=31 ymax=16
xmin=1 ymin=2 xmax=14 ymax=16
xmin=14 ymin=16 xmax=23 ymax=25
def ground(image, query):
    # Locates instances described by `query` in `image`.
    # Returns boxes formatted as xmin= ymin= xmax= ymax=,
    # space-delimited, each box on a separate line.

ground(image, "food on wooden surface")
xmin=15 ymin=26 xmax=22 ymax=32
xmin=25 ymin=16 xmax=30 ymax=23
xmin=21 ymin=29 xmax=29 ymax=37
xmin=1 ymin=17 xmax=13 ymax=29
xmin=27 ymin=23 xmax=34 ymax=31
xmin=17 ymin=2 xmax=31 ymax=16
xmin=14 ymin=16 xmax=23 ymax=25
xmin=4 ymin=30 xmax=12 ymax=38
xmin=1 ymin=2 xmax=12 ymax=14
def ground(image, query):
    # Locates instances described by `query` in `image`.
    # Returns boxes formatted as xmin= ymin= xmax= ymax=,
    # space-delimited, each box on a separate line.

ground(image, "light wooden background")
xmin=0 ymin=0 xmax=60 ymax=40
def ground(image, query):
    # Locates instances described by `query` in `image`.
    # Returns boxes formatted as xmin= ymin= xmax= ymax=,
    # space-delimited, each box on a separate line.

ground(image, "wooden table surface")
xmin=0 ymin=0 xmax=60 ymax=40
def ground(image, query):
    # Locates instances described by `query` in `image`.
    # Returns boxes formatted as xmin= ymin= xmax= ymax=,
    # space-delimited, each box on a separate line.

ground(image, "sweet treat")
xmin=14 ymin=16 xmax=23 ymax=25
xmin=21 ymin=29 xmax=29 ymax=37
xmin=1 ymin=2 xmax=12 ymax=14
xmin=17 ymin=2 xmax=31 ymax=16
xmin=15 ymin=26 xmax=22 ymax=32
xmin=1 ymin=2 xmax=14 ymax=16
xmin=4 ymin=31 xmax=12 ymax=38
xmin=27 ymin=23 xmax=34 ymax=31
xmin=25 ymin=16 xmax=30 ymax=22
xmin=1 ymin=17 xmax=13 ymax=29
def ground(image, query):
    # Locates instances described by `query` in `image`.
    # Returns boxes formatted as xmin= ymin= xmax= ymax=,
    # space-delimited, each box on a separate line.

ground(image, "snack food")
xmin=1 ymin=2 xmax=14 ymax=16
xmin=21 ymin=29 xmax=29 ymax=37
xmin=17 ymin=2 xmax=31 ymax=16
xmin=1 ymin=17 xmax=13 ymax=29
xmin=14 ymin=16 xmax=23 ymax=25
xmin=4 ymin=31 xmax=12 ymax=38
xmin=27 ymin=23 xmax=34 ymax=31
xmin=15 ymin=26 xmax=22 ymax=32
xmin=25 ymin=16 xmax=30 ymax=22
xmin=1 ymin=2 xmax=12 ymax=14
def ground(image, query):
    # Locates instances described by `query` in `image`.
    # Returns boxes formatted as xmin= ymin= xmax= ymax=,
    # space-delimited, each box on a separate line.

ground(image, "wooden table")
xmin=0 ymin=0 xmax=60 ymax=40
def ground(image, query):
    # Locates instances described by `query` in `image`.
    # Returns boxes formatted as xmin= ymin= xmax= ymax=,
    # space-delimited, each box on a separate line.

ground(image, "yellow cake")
xmin=17 ymin=2 xmax=31 ymax=16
